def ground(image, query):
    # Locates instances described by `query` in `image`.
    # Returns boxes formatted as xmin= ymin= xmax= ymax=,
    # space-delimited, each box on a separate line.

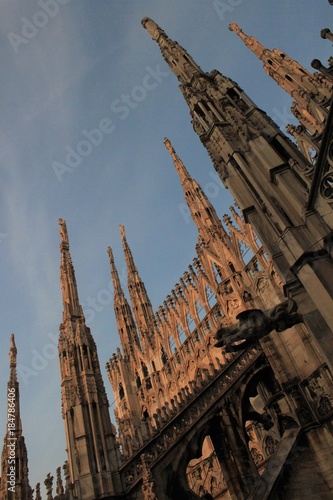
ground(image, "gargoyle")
xmin=215 ymin=299 xmax=302 ymax=352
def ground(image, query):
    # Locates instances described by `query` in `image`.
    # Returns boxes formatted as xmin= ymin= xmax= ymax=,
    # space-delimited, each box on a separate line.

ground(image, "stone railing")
xmin=118 ymin=345 xmax=263 ymax=493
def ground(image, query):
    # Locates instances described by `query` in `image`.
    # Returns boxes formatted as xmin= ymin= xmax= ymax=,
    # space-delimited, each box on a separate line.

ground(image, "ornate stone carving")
xmin=215 ymin=299 xmax=302 ymax=352
xmin=321 ymin=172 xmax=333 ymax=200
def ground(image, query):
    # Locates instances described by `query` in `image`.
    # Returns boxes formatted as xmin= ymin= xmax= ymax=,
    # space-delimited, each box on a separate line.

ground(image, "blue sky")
xmin=0 ymin=0 xmax=332 ymax=493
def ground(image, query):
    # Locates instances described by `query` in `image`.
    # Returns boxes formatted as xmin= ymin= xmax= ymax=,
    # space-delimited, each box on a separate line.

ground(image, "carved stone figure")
xmin=215 ymin=299 xmax=302 ymax=351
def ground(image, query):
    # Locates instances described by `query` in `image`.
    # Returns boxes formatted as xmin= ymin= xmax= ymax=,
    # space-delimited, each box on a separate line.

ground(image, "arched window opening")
xmin=177 ymin=323 xmax=187 ymax=344
xmin=226 ymin=87 xmax=249 ymax=111
xmin=168 ymin=333 xmax=177 ymax=354
xmin=211 ymin=261 xmax=223 ymax=283
xmin=285 ymin=74 xmax=292 ymax=82
xmin=82 ymin=344 xmax=91 ymax=370
xmin=119 ymin=383 xmax=124 ymax=400
xmin=196 ymin=300 xmax=206 ymax=321
xmin=206 ymin=285 xmax=217 ymax=308
xmin=247 ymin=259 xmax=262 ymax=279
xmin=239 ymin=240 xmax=253 ymax=264
xmin=194 ymin=103 xmax=206 ymax=119
xmin=226 ymin=87 xmax=239 ymax=100
xmin=186 ymin=312 xmax=195 ymax=333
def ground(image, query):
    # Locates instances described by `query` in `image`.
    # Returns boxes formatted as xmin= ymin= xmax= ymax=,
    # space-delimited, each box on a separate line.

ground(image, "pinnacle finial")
xmin=9 ymin=333 xmax=17 ymax=369
xmin=119 ymin=225 xmax=126 ymax=241
xmin=107 ymin=246 xmax=114 ymax=264
xmin=164 ymin=137 xmax=173 ymax=154
xmin=164 ymin=137 xmax=190 ymax=183
xmin=141 ymin=16 xmax=151 ymax=28
xmin=228 ymin=23 xmax=266 ymax=58
xmin=59 ymin=218 xmax=69 ymax=246
xmin=141 ymin=17 xmax=164 ymax=39
xmin=229 ymin=22 xmax=241 ymax=34
xmin=58 ymin=219 xmax=83 ymax=319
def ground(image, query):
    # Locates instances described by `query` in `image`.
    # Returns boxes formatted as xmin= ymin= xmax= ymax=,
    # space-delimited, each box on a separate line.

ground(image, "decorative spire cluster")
xmin=141 ymin=17 xmax=204 ymax=84
xmin=58 ymin=219 xmax=121 ymax=499
xmin=229 ymin=23 xmax=332 ymax=135
xmin=0 ymin=335 xmax=32 ymax=500
xmin=59 ymin=218 xmax=83 ymax=320
xmin=108 ymin=245 xmax=141 ymax=357
xmin=119 ymin=225 xmax=155 ymax=345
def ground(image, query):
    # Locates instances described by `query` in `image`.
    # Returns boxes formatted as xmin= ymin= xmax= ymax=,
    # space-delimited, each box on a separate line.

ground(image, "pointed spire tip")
xmin=10 ymin=332 xmax=16 ymax=347
xmin=229 ymin=22 xmax=240 ymax=33
xmin=59 ymin=218 xmax=69 ymax=245
xmin=107 ymin=246 xmax=114 ymax=263
xmin=119 ymin=225 xmax=126 ymax=240
xmin=9 ymin=332 xmax=17 ymax=368
xmin=164 ymin=137 xmax=173 ymax=153
xmin=141 ymin=17 xmax=150 ymax=28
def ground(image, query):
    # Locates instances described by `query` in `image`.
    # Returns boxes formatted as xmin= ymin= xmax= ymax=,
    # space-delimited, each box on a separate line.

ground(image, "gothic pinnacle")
xmin=108 ymin=246 xmax=122 ymax=296
xmin=164 ymin=137 xmax=190 ymax=184
xmin=142 ymin=17 xmax=203 ymax=84
xmin=141 ymin=17 xmax=165 ymax=40
xmin=9 ymin=333 xmax=17 ymax=370
xmin=59 ymin=218 xmax=83 ymax=319
xmin=8 ymin=333 xmax=18 ymax=387
xmin=120 ymin=225 xmax=137 ymax=275
xmin=229 ymin=23 xmax=266 ymax=59
xmin=59 ymin=217 xmax=69 ymax=247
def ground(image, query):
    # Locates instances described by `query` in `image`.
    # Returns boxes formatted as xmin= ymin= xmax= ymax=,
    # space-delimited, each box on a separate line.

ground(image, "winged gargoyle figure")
xmin=215 ymin=299 xmax=303 ymax=352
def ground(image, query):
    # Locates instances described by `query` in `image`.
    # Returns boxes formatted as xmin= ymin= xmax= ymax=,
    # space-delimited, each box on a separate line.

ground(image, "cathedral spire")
xmin=141 ymin=17 xmax=204 ymax=84
xmin=58 ymin=221 xmax=121 ymax=499
xmin=59 ymin=218 xmax=82 ymax=320
xmin=164 ymin=137 xmax=191 ymax=185
xmin=120 ymin=225 xmax=137 ymax=276
xmin=108 ymin=246 xmax=141 ymax=356
xmin=119 ymin=225 xmax=155 ymax=347
xmin=164 ymin=137 xmax=229 ymax=243
xmin=9 ymin=332 xmax=17 ymax=383
xmin=229 ymin=23 xmax=331 ymax=133
xmin=229 ymin=23 xmax=267 ymax=61
xmin=108 ymin=246 xmax=122 ymax=296
xmin=0 ymin=335 xmax=32 ymax=500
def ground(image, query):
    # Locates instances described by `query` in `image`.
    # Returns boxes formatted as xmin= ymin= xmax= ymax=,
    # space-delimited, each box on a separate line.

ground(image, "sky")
xmin=0 ymin=0 xmax=332 ymax=493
